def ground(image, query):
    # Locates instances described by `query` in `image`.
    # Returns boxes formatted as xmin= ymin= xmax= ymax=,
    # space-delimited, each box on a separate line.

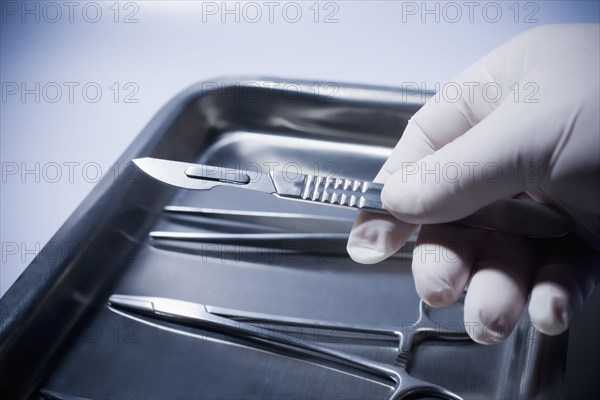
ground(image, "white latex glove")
xmin=347 ymin=24 xmax=600 ymax=344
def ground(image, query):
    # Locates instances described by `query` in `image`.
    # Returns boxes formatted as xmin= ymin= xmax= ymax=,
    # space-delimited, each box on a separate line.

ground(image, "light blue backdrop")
xmin=1 ymin=0 xmax=599 ymax=295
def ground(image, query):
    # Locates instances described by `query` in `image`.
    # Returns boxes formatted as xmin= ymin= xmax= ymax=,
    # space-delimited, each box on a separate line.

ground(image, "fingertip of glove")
xmin=528 ymin=284 xmax=571 ymax=336
xmin=418 ymin=285 xmax=457 ymax=308
xmin=346 ymin=212 xmax=416 ymax=264
xmin=413 ymin=269 xmax=460 ymax=308
xmin=346 ymin=225 xmax=382 ymax=264
xmin=465 ymin=308 xmax=511 ymax=345
xmin=470 ymin=326 xmax=508 ymax=345
xmin=346 ymin=217 xmax=402 ymax=264
xmin=464 ymin=296 xmax=513 ymax=345
xmin=346 ymin=243 xmax=387 ymax=264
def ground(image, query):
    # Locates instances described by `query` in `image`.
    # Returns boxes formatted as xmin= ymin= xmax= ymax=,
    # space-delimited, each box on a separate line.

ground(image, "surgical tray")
xmin=0 ymin=78 xmax=570 ymax=399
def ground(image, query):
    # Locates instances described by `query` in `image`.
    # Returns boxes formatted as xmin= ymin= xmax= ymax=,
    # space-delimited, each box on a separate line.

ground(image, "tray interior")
xmin=2 ymin=81 xmax=567 ymax=399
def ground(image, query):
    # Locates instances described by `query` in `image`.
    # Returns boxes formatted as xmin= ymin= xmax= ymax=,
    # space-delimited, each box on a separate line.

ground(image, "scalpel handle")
xmin=271 ymin=172 xmax=573 ymax=239
xmin=272 ymin=173 xmax=385 ymax=212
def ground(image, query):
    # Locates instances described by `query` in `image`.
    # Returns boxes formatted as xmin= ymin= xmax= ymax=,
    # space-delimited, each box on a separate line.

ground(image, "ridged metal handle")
xmin=270 ymin=171 xmax=385 ymax=213
xmin=300 ymin=175 xmax=385 ymax=212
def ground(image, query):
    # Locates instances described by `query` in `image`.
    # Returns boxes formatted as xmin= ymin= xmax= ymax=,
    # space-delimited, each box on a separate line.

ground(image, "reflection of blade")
xmin=132 ymin=158 xmax=276 ymax=193
xmin=163 ymin=206 xmax=355 ymax=233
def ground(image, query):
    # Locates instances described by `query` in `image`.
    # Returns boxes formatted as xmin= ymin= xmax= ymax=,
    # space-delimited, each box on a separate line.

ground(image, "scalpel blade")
xmin=133 ymin=157 xmax=277 ymax=193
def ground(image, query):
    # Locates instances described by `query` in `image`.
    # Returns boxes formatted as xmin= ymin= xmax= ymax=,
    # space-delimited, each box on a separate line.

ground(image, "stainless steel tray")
xmin=0 ymin=78 xmax=568 ymax=399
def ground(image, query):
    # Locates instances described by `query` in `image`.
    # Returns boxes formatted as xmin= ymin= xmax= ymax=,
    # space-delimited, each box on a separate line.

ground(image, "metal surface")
xmin=163 ymin=206 xmax=355 ymax=233
xmin=109 ymin=294 xmax=466 ymax=399
xmin=135 ymin=157 xmax=574 ymax=239
xmin=0 ymin=78 xmax=570 ymax=399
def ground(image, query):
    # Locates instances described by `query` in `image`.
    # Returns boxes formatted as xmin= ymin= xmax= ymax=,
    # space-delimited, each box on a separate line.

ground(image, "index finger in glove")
xmin=347 ymin=58 xmax=503 ymax=264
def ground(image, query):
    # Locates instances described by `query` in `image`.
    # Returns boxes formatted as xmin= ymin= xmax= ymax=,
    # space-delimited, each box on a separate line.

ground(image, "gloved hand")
xmin=347 ymin=24 xmax=600 ymax=344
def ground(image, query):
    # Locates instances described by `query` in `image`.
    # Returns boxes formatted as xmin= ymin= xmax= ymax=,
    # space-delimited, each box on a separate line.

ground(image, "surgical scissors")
xmin=109 ymin=294 xmax=468 ymax=399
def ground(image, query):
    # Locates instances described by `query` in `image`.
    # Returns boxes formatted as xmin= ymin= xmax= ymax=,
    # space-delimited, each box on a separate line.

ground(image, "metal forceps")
xmin=109 ymin=294 xmax=469 ymax=399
